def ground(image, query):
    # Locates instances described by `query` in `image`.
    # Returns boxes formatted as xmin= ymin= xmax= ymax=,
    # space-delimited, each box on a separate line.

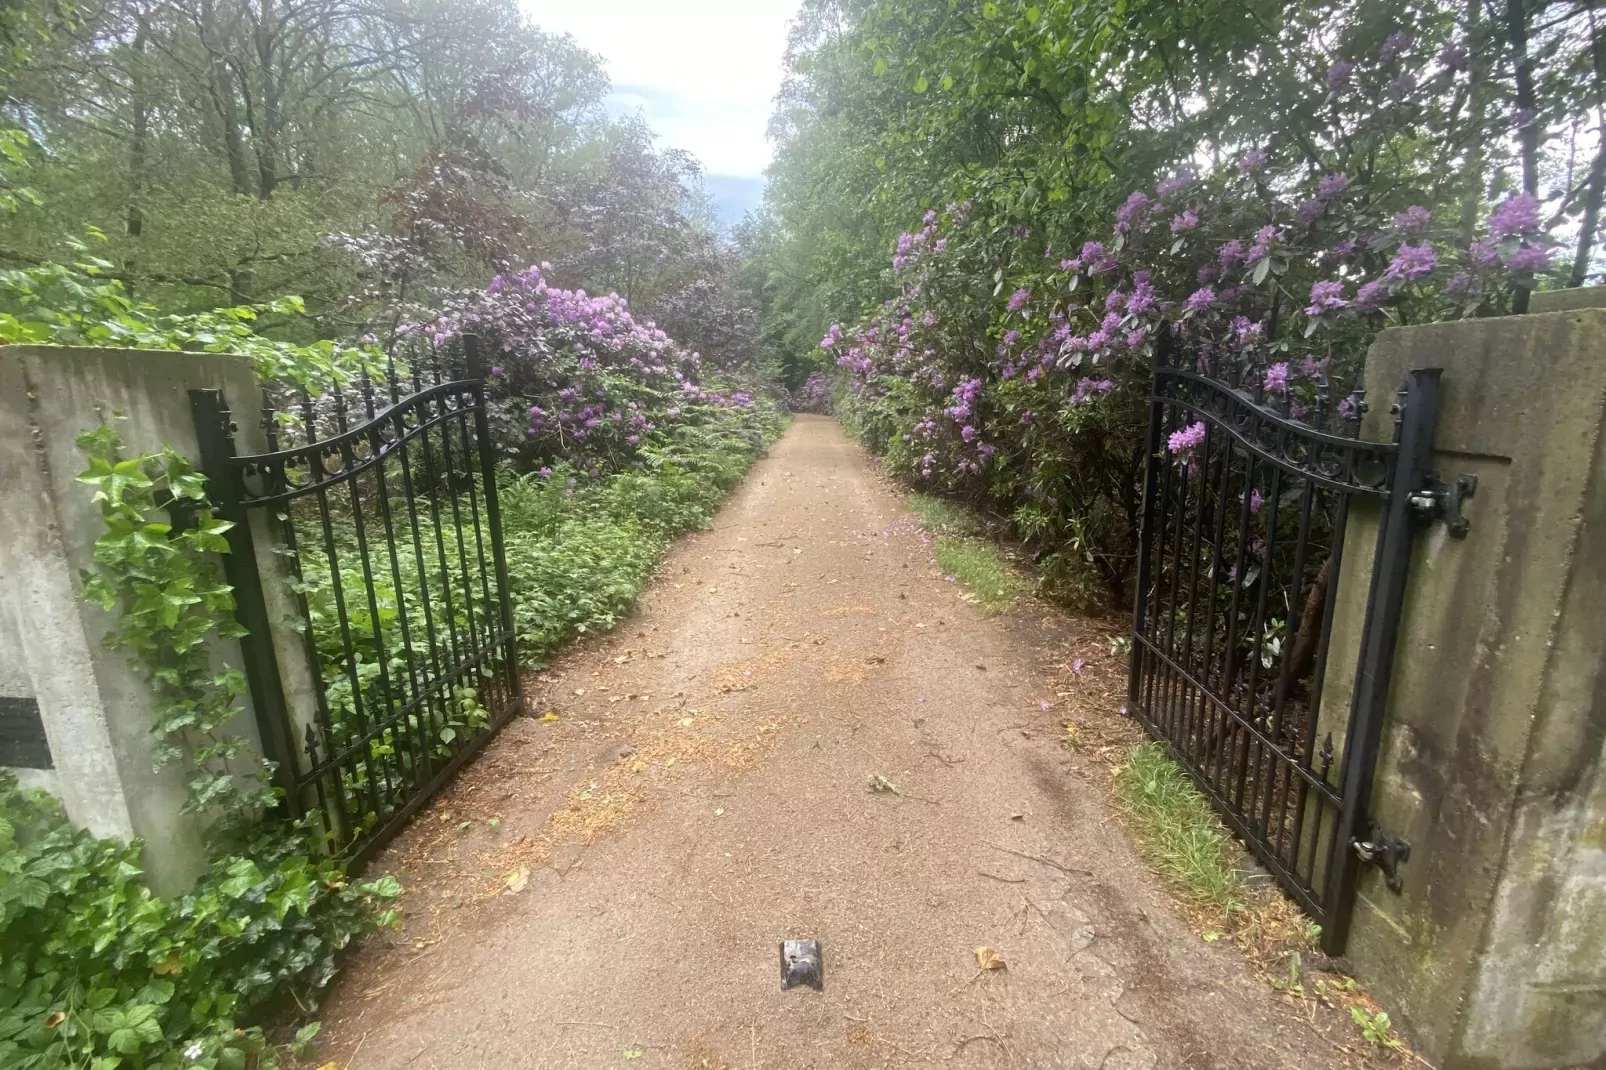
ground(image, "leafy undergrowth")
xmin=500 ymin=407 xmax=787 ymax=663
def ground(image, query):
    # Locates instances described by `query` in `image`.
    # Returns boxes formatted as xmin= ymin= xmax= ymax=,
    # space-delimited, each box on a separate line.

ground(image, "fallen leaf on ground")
xmin=505 ymin=866 xmax=530 ymax=894
xmin=975 ymin=946 xmax=1006 ymax=971
xmin=868 ymin=774 xmax=900 ymax=795
xmin=540 ymin=712 xmax=560 ymax=722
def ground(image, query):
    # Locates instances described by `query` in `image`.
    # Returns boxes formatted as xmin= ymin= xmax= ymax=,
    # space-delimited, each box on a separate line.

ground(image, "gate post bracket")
xmin=1353 ymin=827 xmax=1412 ymax=894
xmin=1409 ymin=472 xmax=1477 ymax=537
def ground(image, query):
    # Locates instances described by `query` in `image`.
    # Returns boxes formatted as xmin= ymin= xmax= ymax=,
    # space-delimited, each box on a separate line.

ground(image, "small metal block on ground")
xmin=780 ymin=939 xmax=823 ymax=991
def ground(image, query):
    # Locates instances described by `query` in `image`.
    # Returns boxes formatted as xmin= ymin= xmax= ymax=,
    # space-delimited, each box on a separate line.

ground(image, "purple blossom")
xmin=1230 ymin=316 xmax=1263 ymax=345
xmin=1353 ymin=279 xmax=1389 ymax=311
xmin=1318 ymin=173 xmax=1351 ymax=201
xmin=1470 ymin=236 xmax=1503 ymax=268
xmin=1394 ymin=205 xmax=1432 ymax=233
xmin=1186 ymin=286 xmax=1217 ymax=312
xmin=1127 ymin=276 xmax=1157 ymax=316
xmin=1326 ymin=61 xmax=1354 ymax=92
xmin=1387 ymin=72 xmax=1417 ymax=99
xmin=1218 ymin=240 xmax=1246 ymax=269
xmin=1489 ymin=193 xmax=1542 ymax=238
xmin=1444 ymin=271 xmax=1477 ymax=297
xmin=1115 ymin=191 xmax=1151 ymax=233
xmin=1157 ymin=171 xmax=1196 ymax=197
xmin=1506 ymin=243 xmax=1554 ymax=273
xmin=1239 ymin=149 xmax=1270 ymax=175
xmin=1383 ymin=242 xmax=1437 ymax=282
xmin=1071 ymin=377 xmax=1115 ymax=404
xmin=1007 ymin=288 xmax=1032 ymax=312
xmin=1263 ymin=362 xmax=1291 ymax=394
xmin=1297 ymin=198 xmax=1327 ymax=227
xmin=1248 ymin=225 xmax=1281 ymax=262
xmin=1171 ymin=209 xmax=1200 ymax=234
xmin=1168 ymin=421 xmax=1207 ymax=456
xmin=1380 ymin=31 xmax=1412 ymax=63
xmin=1338 ymin=396 xmax=1360 ymax=421
xmin=1305 ymin=279 xmax=1349 ymax=316
xmin=1439 ymin=40 xmax=1469 ymax=71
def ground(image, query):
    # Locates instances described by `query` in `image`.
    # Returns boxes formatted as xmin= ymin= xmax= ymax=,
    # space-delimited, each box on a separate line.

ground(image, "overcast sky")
xmin=521 ymin=0 xmax=799 ymax=222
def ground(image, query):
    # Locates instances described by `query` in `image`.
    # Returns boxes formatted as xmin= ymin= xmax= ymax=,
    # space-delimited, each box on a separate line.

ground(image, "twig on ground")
xmin=982 ymin=839 xmax=1093 ymax=876
xmin=976 ymin=870 xmax=1028 ymax=884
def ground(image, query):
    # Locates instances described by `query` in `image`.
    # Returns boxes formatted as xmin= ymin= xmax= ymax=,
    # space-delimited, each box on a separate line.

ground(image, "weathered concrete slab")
xmin=0 ymin=345 xmax=267 ymax=891
xmin=1323 ymin=310 xmax=1606 ymax=1068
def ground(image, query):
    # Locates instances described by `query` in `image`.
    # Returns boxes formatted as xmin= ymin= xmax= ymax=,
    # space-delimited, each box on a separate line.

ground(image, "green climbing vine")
xmin=0 ymin=422 xmax=400 ymax=1070
xmin=75 ymin=423 xmax=269 ymax=845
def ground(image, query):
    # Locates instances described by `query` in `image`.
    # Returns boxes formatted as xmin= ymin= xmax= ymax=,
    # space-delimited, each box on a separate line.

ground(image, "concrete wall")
xmin=0 ymin=345 xmax=269 ymax=892
xmin=1323 ymin=311 xmax=1606 ymax=1069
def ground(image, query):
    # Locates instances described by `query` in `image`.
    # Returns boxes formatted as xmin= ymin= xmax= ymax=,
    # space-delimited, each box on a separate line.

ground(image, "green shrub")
xmin=498 ymin=401 xmax=786 ymax=663
xmin=0 ymin=776 xmax=399 ymax=1070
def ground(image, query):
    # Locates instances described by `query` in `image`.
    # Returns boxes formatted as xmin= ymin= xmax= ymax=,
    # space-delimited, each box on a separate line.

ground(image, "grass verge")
xmin=1112 ymin=741 xmax=1244 ymax=916
xmin=905 ymin=492 xmax=1023 ymax=614
xmin=933 ymin=536 xmax=1023 ymax=613
xmin=905 ymin=491 xmax=984 ymax=535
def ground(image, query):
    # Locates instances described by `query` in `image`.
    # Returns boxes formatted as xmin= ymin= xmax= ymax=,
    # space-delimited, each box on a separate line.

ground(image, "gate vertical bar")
xmin=463 ymin=335 xmax=525 ymax=719
xmin=1128 ymin=334 xmax=1170 ymax=710
xmin=1320 ymin=367 xmax=1442 ymax=954
xmin=190 ymin=388 xmax=304 ymax=818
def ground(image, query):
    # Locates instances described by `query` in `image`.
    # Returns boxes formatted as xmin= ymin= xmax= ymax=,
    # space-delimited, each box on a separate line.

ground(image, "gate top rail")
xmin=1153 ymin=366 xmax=1398 ymax=497
xmin=233 ymin=380 xmax=481 ymax=508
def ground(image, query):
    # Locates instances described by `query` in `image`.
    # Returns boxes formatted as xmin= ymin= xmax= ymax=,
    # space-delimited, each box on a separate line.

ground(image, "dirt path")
xmin=316 ymin=415 xmax=1349 ymax=1070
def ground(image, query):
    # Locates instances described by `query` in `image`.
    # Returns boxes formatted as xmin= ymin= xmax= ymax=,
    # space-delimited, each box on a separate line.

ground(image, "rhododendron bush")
xmin=767 ymin=1 xmax=1592 ymax=604
xmin=416 ymin=263 xmax=774 ymax=475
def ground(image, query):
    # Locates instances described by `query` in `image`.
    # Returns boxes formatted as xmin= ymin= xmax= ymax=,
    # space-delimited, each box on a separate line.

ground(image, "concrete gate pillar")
xmin=1323 ymin=308 xmax=1606 ymax=1068
xmin=0 ymin=345 xmax=272 ymax=893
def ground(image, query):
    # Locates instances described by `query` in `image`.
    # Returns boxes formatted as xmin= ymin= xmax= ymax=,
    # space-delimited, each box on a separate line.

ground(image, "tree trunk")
xmin=1505 ymin=0 xmax=1539 ymax=312
xmin=1571 ymin=7 xmax=1606 ymax=287
xmin=127 ymin=14 xmax=149 ymax=241
xmin=202 ymin=0 xmax=253 ymax=196
xmin=252 ymin=0 xmax=279 ymax=198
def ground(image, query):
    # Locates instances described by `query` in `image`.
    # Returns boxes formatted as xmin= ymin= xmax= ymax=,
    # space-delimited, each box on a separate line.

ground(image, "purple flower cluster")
xmin=1168 ymin=421 xmax=1207 ymax=456
xmin=419 ymin=263 xmax=742 ymax=471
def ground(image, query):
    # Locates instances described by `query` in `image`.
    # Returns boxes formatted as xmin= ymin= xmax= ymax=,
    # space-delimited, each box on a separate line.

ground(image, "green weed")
xmin=1113 ymin=742 xmax=1244 ymax=914
xmin=1350 ymin=1006 xmax=1403 ymax=1049
xmin=905 ymin=492 xmax=984 ymax=535
xmin=934 ymin=536 xmax=1023 ymax=613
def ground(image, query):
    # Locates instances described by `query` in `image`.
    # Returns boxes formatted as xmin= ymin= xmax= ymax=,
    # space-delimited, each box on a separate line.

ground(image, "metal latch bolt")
xmin=1409 ymin=472 xmax=1477 ymax=538
xmin=1353 ymin=829 xmax=1411 ymax=894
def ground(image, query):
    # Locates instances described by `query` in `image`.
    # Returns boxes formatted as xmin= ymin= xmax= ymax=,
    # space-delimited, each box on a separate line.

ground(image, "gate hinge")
xmin=1409 ymin=472 xmax=1477 ymax=538
xmin=1353 ymin=827 xmax=1411 ymax=894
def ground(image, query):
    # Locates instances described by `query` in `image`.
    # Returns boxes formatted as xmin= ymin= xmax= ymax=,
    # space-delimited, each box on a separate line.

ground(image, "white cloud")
xmin=521 ymin=0 xmax=798 ymax=178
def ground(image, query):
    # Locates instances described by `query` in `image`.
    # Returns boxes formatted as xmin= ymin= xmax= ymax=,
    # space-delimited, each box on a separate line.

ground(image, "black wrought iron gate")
xmin=1128 ymin=338 xmax=1441 ymax=954
xmin=192 ymin=337 xmax=524 ymax=864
